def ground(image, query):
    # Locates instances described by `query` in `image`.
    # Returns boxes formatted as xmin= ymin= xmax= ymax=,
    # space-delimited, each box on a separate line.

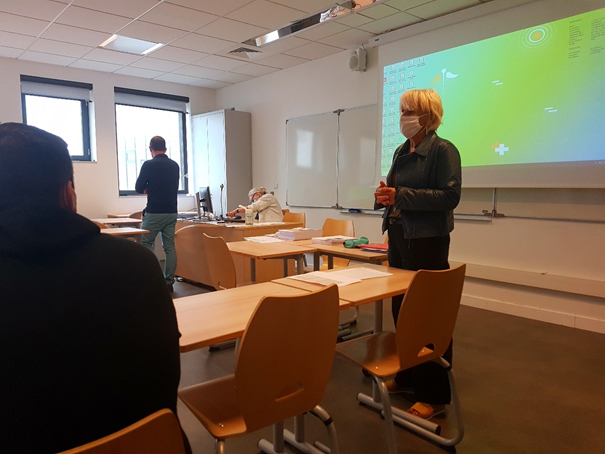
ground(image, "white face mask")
xmin=399 ymin=114 xmax=427 ymax=139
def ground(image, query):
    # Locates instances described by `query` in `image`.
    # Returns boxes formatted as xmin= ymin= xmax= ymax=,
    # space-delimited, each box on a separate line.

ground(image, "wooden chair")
xmin=175 ymin=225 xmax=212 ymax=286
xmin=319 ymin=218 xmax=354 ymax=270
xmin=202 ymin=233 xmax=237 ymax=291
xmin=57 ymin=409 xmax=185 ymax=454
xmin=282 ymin=211 xmax=306 ymax=227
xmin=92 ymin=221 xmax=107 ymax=230
xmin=282 ymin=208 xmax=290 ymax=215
xmin=179 ymin=285 xmax=341 ymax=454
xmin=335 ymin=265 xmax=466 ymax=453
xmin=128 ymin=210 xmax=143 ymax=220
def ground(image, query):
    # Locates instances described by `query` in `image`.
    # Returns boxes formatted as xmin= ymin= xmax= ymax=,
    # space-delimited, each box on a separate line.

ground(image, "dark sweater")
xmin=0 ymin=202 xmax=181 ymax=453
xmin=135 ymin=153 xmax=180 ymax=213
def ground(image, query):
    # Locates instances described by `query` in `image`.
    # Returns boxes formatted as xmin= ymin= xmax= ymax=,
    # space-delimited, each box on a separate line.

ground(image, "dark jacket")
xmin=0 ymin=202 xmax=181 ymax=453
xmin=135 ymin=153 xmax=180 ymax=214
xmin=377 ymin=131 xmax=461 ymax=238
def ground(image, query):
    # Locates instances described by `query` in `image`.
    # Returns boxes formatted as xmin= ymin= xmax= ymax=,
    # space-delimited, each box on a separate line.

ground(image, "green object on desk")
xmin=344 ymin=237 xmax=369 ymax=248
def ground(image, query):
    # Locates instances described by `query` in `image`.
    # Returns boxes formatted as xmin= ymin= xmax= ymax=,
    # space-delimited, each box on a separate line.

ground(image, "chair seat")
xmin=335 ymin=332 xmax=401 ymax=378
xmin=178 ymin=375 xmax=246 ymax=439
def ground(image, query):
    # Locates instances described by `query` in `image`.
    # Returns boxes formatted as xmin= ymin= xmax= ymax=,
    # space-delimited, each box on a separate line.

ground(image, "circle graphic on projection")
xmin=521 ymin=23 xmax=553 ymax=49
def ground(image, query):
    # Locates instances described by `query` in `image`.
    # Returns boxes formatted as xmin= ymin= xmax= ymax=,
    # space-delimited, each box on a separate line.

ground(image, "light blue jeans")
xmin=141 ymin=212 xmax=178 ymax=286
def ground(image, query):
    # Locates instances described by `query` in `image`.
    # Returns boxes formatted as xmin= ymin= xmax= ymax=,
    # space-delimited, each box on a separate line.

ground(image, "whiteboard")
xmin=338 ymin=105 xmax=379 ymax=210
xmin=286 ymin=112 xmax=338 ymax=207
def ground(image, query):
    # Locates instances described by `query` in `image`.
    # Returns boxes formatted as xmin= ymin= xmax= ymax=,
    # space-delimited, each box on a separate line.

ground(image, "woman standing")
xmin=375 ymin=88 xmax=461 ymax=418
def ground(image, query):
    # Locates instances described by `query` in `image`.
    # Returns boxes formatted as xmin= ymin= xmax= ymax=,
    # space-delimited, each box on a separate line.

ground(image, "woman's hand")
xmin=374 ymin=181 xmax=396 ymax=206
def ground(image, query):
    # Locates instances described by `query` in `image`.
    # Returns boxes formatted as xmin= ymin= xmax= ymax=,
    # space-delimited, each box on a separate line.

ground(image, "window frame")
xmin=114 ymin=87 xmax=189 ymax=197
xmin=20 ymin=75 xmax=93 ymax=162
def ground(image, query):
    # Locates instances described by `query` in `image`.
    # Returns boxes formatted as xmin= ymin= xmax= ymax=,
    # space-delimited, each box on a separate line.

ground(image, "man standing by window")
xmin=136 ymin=136 xmax=180 ymax=292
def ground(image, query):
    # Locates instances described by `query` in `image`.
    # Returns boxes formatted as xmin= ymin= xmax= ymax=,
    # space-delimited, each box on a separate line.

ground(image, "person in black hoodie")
xmin=0 ymin=123 xmax=184 ymax=453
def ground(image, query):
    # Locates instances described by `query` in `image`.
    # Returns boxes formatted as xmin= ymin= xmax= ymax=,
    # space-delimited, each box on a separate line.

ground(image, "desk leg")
xmin=134 ymin=234 xmax=142 ymax=244
xmin=296 ymin=255 xmax=304 ymax=275
xmin=328 ymin=255 xmax=334 ymax=269
xmin=283 ymin=258 xmax=288 ymax=277
xmin=313 ymin=252 xmax=320 ymax=271
xmin=250 ymin=258 xmax=256 ymax=282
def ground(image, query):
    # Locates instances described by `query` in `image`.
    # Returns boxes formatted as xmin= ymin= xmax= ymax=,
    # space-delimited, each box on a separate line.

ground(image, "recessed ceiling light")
xmin=99 ymin=34 xmax=164 ymax=55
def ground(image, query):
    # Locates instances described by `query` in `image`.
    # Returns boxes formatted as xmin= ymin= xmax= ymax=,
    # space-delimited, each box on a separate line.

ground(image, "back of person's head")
xmin=0 ymin=122 xmax=73 ymax=207
xmin=149 ymin=136 xmax=167 ymax=152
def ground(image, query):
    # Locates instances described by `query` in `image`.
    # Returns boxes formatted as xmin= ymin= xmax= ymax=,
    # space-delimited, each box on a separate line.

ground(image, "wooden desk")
xmin=175 ymin=282 xmax=350 ymax=352
xmin=101 ymin=227 xmax=149 ymax=243
xmin=92 ymin=217 xmax=142 ymax=227
xmin=294 ymin=240 xmax=388 ymax=270
xmin=175 ymin=220 xmax=303 ymax=286
xmin=274 ymin=264 xmax=415 ymax=333
xmin=227 ymin=241 xmax=317 ymax=281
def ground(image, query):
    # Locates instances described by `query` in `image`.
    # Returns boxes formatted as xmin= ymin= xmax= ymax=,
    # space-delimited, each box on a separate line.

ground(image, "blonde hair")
xmin=248 ymin=187 xmax=267 ymax=200
xmin=399 ymin=88 xmax=443 ymax=132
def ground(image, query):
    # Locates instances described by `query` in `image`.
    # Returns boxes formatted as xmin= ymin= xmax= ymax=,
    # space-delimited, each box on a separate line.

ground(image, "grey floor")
xmin=172 ymin=280 xmax=605 ymax=454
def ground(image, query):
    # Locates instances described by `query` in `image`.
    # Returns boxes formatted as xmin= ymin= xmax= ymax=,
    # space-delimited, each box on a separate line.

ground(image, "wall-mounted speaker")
xmin=349 ymin=47 xmax=366 ymax=72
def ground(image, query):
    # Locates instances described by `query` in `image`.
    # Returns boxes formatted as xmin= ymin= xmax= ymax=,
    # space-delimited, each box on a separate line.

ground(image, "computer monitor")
xmin=196 ymin=186 xmax=213 ymax=218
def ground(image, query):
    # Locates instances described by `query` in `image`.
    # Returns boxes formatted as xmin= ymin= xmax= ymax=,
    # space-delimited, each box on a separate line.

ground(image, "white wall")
xmin=215 ymin=0 xmax=605 ymax=333
xmin=0 ymin=57 xmax=216 ymax=218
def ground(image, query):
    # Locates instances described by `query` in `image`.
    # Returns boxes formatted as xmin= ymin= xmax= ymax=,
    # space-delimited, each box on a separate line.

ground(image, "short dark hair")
xmin=0 ymin=122 xmax=73 ymax=207
xmin=149 ymin=136 xmax=166 ymax=152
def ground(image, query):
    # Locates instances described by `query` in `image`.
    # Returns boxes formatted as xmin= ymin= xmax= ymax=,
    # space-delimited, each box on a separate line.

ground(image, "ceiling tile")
xmin=173 ymin=65 xmax=228 ymax=79
xmin=0 ymin=0 xmax=67 ymax=22
xmin=406 ymin=0 xmax=481 ymax=20
xmin=69 ymin=59 xmax=123 ymax=72
xmin=355 ymin=3 xmax=399 ymax=20
xmin=318 ymin=28 xmax=376 ymax=49
xmin=0 ymin=45 xmax=24 ymax=58
xmin=171 ymin=33 xmax=235 ymax=54
xmin=139 ymin=3 xmax=218 ymax=32
xmin=257 ymin=35 xmax=309 ymax=56
xmin=0 ymin=31 xmax=36 ymax=50
xmin=129 ymin=56 xmax=185 ymax=72
xmin=194 ymin=55 xmax=247 ymax=71
xmin=56 ymin=6 xmax=131 ymax=34
xmin=284 ymin=41 xmax=342 ymax=59
xmin=190 ymin=79 xmax=231 ymax=89
xmin=219 ymin=72 xmax=254 ymax=83
xmin=119 ymin=20 xmax=189 ymax=44
xmin=356 ymin=10 xmax=420 ymax=34
xmin=166 ymin=0 xmax=254 ymax=17
xmin=114 ymin=66 xmax=165 ymax=78
xmin=29 ymin=38 xmax=93 ymax=58
xmin=231 ymin=63 xmax=279 ymax=76
xmin=154 ymin=72 xmax=204 ymax=84
xmin=226 ymin=0 xmax=307 ymax=30
xmin=41 ymin=23 xmax=111 ymax=47
xmin=72 ymin=0 xmax=160 ymax=19
xmin=335 ymin=12 xmax=374 ymax=27
xmin=145 ymin=45 xmax=207 ymax=63
xmin=19 ymin=50 xmax=77 ymax=66
xmin=294 ymin=21 xmax=350 ymax=41
xmin=384 ymin=0 xmax=435 ymax=12
xmin=195 ymin=18 xmax=269 ymax=43
xmin=253 ymin=52 xmax=309 ymax=69
xmin=84 ymin=48 xmax=142 ymax=65
xmin=0 ymin=12 xmax=50 ymax=37
xmin=268 ymin=0 xmax=337 ymax=14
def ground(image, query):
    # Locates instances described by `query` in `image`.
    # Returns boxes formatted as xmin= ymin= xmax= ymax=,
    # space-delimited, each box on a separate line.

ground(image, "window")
xmin=114 ymin=88 xmax=189 ymax=196
xmin=21 ymin=75 xmax=93 ymax=161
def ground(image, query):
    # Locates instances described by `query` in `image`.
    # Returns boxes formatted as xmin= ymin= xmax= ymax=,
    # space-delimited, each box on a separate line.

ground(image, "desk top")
xmin=227 ymin=240 xmax=317 ymax=259
xmin=178 ymin=220 xmax=303 ymax=230
xmin=92 ymin=217 xmax=142 ymax=226
xmin=273 ymin=264 xmax=415 ymax=306
xmin=101 ymin=227 xmax=149 ymax=236
xmin=175 ymin=282 xmax=350 ymax=352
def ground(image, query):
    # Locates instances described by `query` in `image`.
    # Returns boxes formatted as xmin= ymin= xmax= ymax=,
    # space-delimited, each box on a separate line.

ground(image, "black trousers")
xmin=387 ymin=219 xmax=452 ymax=405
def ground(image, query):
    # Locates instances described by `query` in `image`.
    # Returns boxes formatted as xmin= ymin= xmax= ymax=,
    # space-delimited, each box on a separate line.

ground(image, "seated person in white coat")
xmin=227 ymin=187 xmax=283 ymax=222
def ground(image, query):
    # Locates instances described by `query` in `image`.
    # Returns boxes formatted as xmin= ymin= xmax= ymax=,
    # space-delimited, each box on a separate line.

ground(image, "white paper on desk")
xmin=332 ymin=267 xmax=392 ymax=280
xmin=244 ymin=236 xmax=284 ymax=243
xmin=287 ymin=271 xmax=360 ymax=287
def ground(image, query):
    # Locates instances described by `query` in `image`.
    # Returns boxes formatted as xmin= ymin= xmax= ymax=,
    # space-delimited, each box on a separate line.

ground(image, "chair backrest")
xmin=202 ymin=233 xmax=237 ymax=290
xmin=235 ymin=285 xmax=340 ymax=433
xmin=321 ymin=218 xmax=355 ymax=268
xmin=58 ymin=409 xmax=185 ymax=454
xmin=396 ymin=264 xmax=466 ymax=370
xmin=282 ymin=208 xmax=290 ymax=215
xmin=174 ymin=225 xmax=210 ymax=284
xmin=282 ymin=211 xmax=306 ymax=227
xmin=128 ymin=210 xmax=143 ymax=220
xmin=92 ymin=221 xmax=107 ymax=230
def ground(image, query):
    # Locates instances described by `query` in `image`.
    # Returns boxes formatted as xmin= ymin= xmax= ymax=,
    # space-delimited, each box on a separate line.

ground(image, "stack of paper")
xmin=277 ymin=228 xmax=322 ymax=240
xmin=287 ymin=267 xmax=393 ymax=287
xmin=244 ymin=236 xmax=284 ymax=243
xmin=311 ymin=235 xmax=357 ymax=246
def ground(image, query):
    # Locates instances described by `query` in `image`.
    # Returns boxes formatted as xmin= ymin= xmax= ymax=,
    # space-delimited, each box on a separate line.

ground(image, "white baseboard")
xmin=461 ymin=294 xmax=605 ymax=334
